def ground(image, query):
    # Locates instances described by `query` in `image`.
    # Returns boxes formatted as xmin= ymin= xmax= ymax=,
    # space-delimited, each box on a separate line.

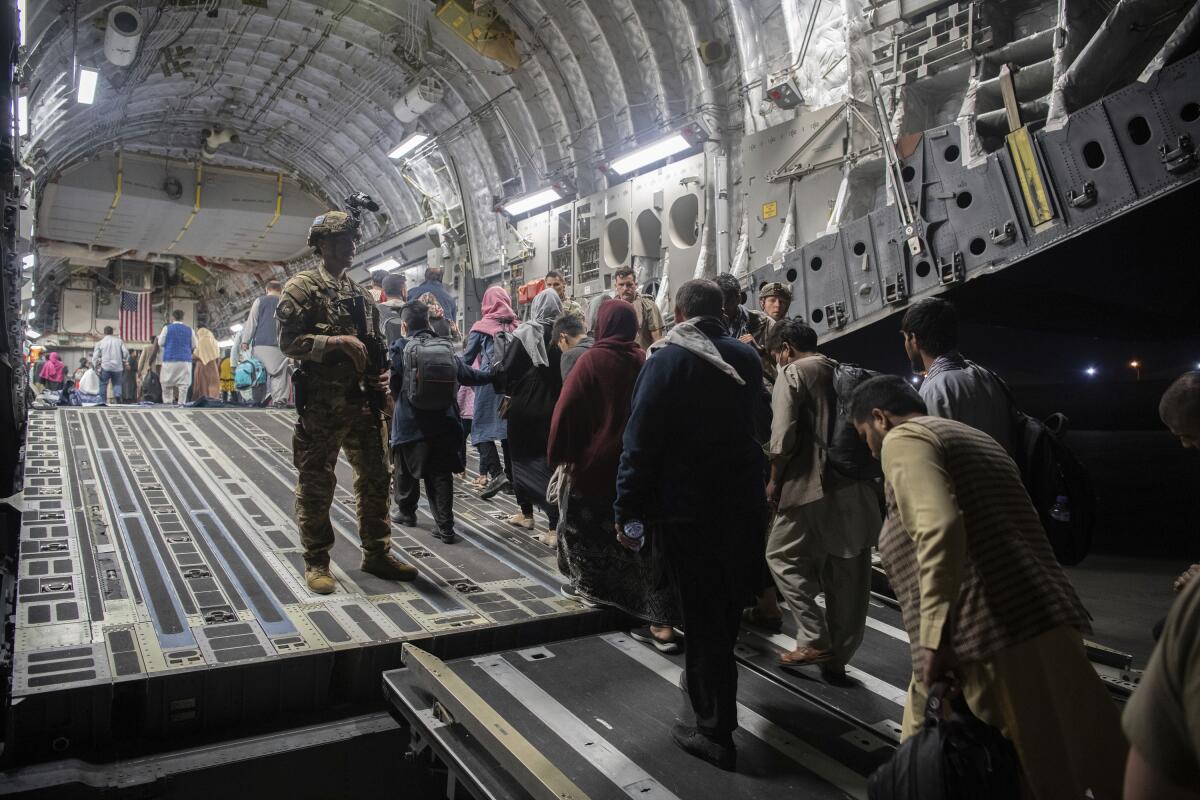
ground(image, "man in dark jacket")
xmin=615 ymin=278 xmax=767 ymax=771
xmin=407 ymin=266 xmax=458 ymax=330
xmin=389 ymin=301 xmax=492 ymax=543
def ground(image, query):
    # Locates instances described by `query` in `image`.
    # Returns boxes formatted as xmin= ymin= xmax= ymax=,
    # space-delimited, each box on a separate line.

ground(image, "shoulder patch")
xmin=275 ymin=298 xmax=298 ymax=320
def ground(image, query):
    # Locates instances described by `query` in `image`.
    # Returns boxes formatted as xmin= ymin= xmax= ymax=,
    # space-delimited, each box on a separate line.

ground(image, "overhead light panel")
xmin=496 ymin=181 xmax=571 ymax=217
xmin=216 ymin=338 xmax=233 ymax=348
xmin=17 ymin=0 xmax=25 ymax=46
xmin=369 ymin=258 xmax=400 ymax=272
xmin=17 ymin=95 xmax=27 ymax=137
xmin=605 ymin=124 xmax=708 ymax=176
xmin=77 ymin=68 xmax=99 ymax=105
xmin=500 ymin=188 xmax=562 ymax=217
xmin=389 ymin=133 xmax=429 ymax=160
xmin=26 ymin=329 xmax=41 ymax=340
xmin=229 ymin=323 xmax=243 ymax=333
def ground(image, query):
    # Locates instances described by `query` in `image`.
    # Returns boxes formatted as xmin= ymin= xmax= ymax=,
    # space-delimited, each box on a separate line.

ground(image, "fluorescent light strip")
xmin=77 ymin=68 xmax=98 ymax=105
xmin=229 ymin=323 xmax=244 ymax=333
xmin=26 ymin=329 xmax=41 ymax=339
xmin=17 ymin=0 xmax=25 ymax=46
xmin=608 ymin=133 xmax=691 ymax=175
xmin=388 ymin=133 xmax=429 ymax=160
xmin=17 ymin=95 xmax=27 ymax=137
xmin=501 ymin=187 xmax=563 ymax=216
xmin=369 ymin=258 xmax=400 ymax=272
xmin=216 ymin=338 xmax=234 ymax=348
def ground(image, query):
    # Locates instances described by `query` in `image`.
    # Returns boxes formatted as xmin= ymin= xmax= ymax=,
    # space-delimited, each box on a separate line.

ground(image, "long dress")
xmin=499 ymin=327 xmax=561 ymax=526
xmin=192 ymin=359 xmax=220 ymax=400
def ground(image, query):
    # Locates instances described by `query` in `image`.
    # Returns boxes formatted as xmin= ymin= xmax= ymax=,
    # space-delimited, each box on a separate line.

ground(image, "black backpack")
xmin=382 ymin=310 xmax=405 ymax=347
xmin=868 ymin=683 xmax=1022 ymax=800
xmin=821 ymin=362 xmax=883 ymax=481
xmin=490 ymin=329 xmax=513 ymax=369
xmin=402 ymin=336 xmax=458 ymax=411
xmin=980 ymin=366 xmax=1096 ymax=565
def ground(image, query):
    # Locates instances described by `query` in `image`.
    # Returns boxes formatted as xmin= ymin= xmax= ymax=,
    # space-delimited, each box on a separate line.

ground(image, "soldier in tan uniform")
xmin=612 ymin=266 xmax=663 ymax=350
xmin=276 ymin=210 xmax=418 ymax=594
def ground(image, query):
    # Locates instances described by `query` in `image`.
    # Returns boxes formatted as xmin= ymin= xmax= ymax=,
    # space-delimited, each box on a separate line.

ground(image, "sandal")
xmin=741 ymin=607 xmax=784 ymax=634
xmin=507 ymin=514 xmax=534 ymax=530
xmin=472 ymin=474 xmax=489 ymax=489
xmin=779 ymin=646 xmax=833 ymax=666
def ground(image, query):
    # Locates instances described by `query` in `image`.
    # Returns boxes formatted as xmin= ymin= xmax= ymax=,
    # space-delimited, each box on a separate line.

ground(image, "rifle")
xmin=349 ymin=295 xmax=388 ymax=416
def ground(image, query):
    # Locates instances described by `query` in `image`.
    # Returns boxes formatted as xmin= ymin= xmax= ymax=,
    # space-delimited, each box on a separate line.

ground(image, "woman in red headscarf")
xmin=548 ymin=300 xmax=682 ymax=652
xmin=462 ymin=285 xmax=518 ymax=493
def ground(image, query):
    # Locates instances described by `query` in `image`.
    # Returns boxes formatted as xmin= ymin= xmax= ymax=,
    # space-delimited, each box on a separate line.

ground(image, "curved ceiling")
xmin=22 ymin=0 xmax=817 ymax=274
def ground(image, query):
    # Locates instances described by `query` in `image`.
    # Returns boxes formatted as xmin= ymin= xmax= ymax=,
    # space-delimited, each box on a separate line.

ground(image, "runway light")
xmin=77 ymin=68 xmax=99 ymax=105
xmin=500 ymin=185 xmax=568 ymax=217
xmin=369 ymin=258 xmax=400 ymax=272
xmin=1085 ymin=366 xmax=1097 ymax=376
xmin=229 ymin=323 xmax=243 ymax=333
xmin=388 ymin=132 xmax=429 ymax=160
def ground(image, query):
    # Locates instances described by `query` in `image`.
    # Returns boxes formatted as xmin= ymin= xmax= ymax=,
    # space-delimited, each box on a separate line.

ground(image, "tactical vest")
xmin=162 ymin=323 xmax=193 ymax=362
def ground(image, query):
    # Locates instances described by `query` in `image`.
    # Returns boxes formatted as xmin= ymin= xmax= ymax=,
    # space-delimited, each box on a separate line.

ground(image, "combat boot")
xmin=361 ymin=551 xmax=418 ymax=581
xmin=305 ymin=564 xmax=336 ymax=595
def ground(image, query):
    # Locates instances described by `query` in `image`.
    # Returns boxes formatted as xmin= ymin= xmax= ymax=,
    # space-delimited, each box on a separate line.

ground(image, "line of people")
xmin=284 ymin=237 xmax=1194 ymax=795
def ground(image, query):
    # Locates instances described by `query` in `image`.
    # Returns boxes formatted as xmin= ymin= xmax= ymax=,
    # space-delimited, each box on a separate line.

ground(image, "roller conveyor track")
xmin=384 ymin=634 xmax=896 ymax=800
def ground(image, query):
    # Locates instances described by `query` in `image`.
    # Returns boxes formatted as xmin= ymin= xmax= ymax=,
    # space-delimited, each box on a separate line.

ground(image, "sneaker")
xmin=434 ymin=529 xmax=458 ymax=544
xmin=360 ymin=552 xmax=418 ymax=581
xmin=390 ymin=509 xmax=417 ymax=526
xmin=304 ymin=564 xmax=336 ymax=595
xmin=506 ymin=513 xmax=534 ymax=530
xmin=479 ymin=474 xmax=511 ymax=499
xmin=630 ymin=626 xmax=683 ymax=654
xmin=670 ymin=723 xmax=736 ymax=771
xmin=560 ymin=584 xmax=598 ymax=608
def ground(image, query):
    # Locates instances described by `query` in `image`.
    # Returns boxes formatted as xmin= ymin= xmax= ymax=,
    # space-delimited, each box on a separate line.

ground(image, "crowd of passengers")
xmin=372 ymin=266 xmax=1200 ymax=797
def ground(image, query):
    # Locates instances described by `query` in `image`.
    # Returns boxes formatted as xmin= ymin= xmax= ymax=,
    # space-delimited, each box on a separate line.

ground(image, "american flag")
xmin=120 ymin=291 xmax=152 ymax=341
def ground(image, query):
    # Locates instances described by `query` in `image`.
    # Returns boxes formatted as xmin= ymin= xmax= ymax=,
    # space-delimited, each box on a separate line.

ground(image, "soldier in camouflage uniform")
xmin=276 ymin=210 xmax=417 ymax=594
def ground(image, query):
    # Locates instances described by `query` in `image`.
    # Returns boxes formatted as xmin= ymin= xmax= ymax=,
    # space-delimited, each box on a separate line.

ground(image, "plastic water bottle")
xmin=1049 ymin=495 xmax=1071 ymax=523
xmin=623 ymin=520 xmax=645 ymax=552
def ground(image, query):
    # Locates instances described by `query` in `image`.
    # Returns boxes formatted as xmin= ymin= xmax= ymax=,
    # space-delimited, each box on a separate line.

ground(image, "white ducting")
xmin=393 ymin=77 xmax=444 ymax=123
xmin=104 ymin=6 xmax=143 ymax=67
xmin=201 ymin=127 xmax=238 ymax=160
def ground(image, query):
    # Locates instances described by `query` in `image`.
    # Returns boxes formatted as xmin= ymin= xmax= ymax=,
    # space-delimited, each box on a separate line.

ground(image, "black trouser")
xmin=393 ymin=449 xmax=454 ymax=534
xmin=476 ymin=439 xmax=512 ymax=480
xmin=661 ymin=519 xmax=762 ymax=741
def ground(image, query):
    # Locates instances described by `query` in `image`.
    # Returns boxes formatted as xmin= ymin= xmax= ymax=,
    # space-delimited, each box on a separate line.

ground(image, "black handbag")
xmin=868 ymin=682 xmax=1022 ymax=800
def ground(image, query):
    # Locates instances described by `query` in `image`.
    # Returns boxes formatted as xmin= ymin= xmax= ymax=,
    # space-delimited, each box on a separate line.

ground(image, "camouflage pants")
xmin=293 ymin=391 xmax=391 ymax=566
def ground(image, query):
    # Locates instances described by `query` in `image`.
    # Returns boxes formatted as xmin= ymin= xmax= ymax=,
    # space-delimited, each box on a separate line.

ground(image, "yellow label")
xmin=762 ymin=201 xmax=778 ymax=220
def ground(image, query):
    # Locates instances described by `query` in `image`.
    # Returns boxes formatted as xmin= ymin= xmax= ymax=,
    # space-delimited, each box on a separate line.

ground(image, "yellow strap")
xmin=91 ymin=151 xmax=123 ymax=244
xmin=167 ymin=162 xmax=204 ymax=251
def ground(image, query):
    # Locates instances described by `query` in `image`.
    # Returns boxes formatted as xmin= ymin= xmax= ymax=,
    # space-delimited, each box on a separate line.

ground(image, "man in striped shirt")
xmin=852 ymin=375 xmax=1126 ymax=800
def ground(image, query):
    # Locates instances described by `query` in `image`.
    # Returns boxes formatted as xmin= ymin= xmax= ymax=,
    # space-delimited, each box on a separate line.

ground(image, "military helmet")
xmin=307 ymin=210 xmax=357 ymax=247
xmin=759 ymin=281 xmax=794 ymax=301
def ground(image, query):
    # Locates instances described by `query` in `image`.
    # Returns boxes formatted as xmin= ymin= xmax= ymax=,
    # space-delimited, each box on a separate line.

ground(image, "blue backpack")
xmin=235 ymin=357 xmax=266 ymax=391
